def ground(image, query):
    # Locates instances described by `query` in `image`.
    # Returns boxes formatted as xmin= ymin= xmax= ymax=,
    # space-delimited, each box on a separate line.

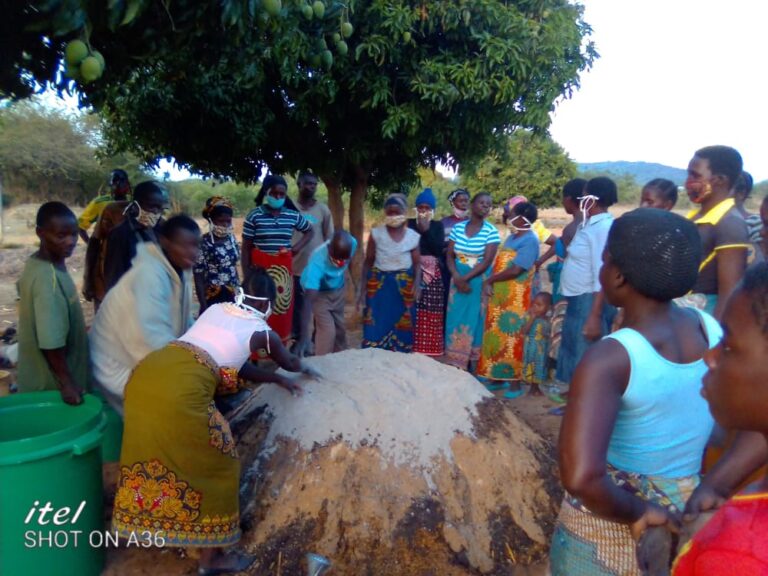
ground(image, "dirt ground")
xmin=0 ymin=203 xmax=567 ymax=575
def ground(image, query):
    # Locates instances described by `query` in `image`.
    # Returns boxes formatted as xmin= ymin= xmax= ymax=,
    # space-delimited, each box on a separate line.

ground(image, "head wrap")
xmin=506 ymin=195 xmax=528 ymax=210
xmin=202 ymin=196 xmax=233 ymax=219
xmin=607 ymin=208 xmax=702 ymax=301
xmin=447 ymin=188 xmax=469 ymax=205
xmin=414 ymin=188 xmax=436 ymax=209
xmin=384 ymin=193 xmax=408 ymax=211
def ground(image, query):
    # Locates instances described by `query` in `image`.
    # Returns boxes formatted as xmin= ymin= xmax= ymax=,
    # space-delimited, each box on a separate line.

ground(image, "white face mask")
xmin=577 ymin=195 xmax=599 ymax=227
xmin=385 ymin=214 xmax=407 ymax=228
xmin=507 ymin=215 xmax=532 ymax=232
xmin=416 ymin=209 xmax=434 ymax=220
xmin=234 ymin=288 xmax=272 ymax=321
xmin=453 ymin=207 xmax=469 ymax=219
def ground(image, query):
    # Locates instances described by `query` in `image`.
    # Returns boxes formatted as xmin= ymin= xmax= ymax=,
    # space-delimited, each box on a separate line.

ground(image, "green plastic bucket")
xmin=0 ymin=392 xmax=106 ymax=576
xmin=90 ymin=391 xmax=123 ymax=463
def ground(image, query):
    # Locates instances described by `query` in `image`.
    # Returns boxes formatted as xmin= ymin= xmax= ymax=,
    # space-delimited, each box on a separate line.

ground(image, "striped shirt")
xmin=448 ymin=220 xmax=501 ymax=256
xmin=242 ymin=206 xmax=311 ymax=254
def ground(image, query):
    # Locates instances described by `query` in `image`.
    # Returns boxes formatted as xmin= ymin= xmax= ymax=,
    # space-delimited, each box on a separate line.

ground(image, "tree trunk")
xmin=321 ymin=174 xmax=344 ymax=230
xmin=348 ymin=165 xmax=368 ymax=290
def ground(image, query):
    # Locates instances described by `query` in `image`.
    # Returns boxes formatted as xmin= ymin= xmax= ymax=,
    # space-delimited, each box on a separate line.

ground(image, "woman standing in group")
xmin=360 ymin=194 xmax=422 ymax=351
xmin=476 ymin=202 xmax=540 ymax=397
xmin=444 ymin=192 xmax=500 ymax=370
xmin=551 ymin=209 xmax=720 ymax=575
xmin=408 ymin=188 xmax=446 ymax=356
xmin=441 ymin=188 xmax=471 ymax=238
xmin=194 ymin=196 xmax=240 ymax=313
xmin=241 ymin=175 xmax=314 ymax=341
xmin=113 ymin=271 xmax=317 ymax=575
xmin=557 ymin=176 xmax=618 ymax=386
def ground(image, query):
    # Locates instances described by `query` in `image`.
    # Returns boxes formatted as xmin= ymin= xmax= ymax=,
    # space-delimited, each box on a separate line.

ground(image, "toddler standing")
xmin=522 ymin=291 xmax=552 ymax=396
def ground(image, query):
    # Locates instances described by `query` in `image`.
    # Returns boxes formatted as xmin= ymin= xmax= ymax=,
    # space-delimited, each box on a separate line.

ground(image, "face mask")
xmin=210 ymin=221 xmax=233 ymax=239
xmin=453 ymin=208 xmax=469 ymax=219
xmin=577 ymin=195 xmax=599 ymax=227
xmin=329 ymin=256 xmax=348 ymax=268
xmin=688 ymin=180 xmax=713 ymax=204
xmin=507 ymin=215 xmax=532 ymax=232
xmin=125 ymin=201 xmax=161 ymax=228
xmin=416 ymin=209 xmax=434 ymax=220
xmin=385 ymin=214 xmax=407 ymax=228
xmin=234 ymin=288 xmax=272 ymax=320
xmin=266 ymin=195 xmax=286 ymax=209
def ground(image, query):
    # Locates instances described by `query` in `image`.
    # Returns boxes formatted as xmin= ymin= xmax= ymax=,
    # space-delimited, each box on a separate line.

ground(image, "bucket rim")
xmin=0 ymin=392 xmax=104 ymax=465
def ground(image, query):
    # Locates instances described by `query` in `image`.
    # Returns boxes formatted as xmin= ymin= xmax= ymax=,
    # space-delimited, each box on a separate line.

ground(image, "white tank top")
xmin=371 ymin=226 xmax=420 ymax=271
xmin=179 ymin=303 xmax=270 ymax=369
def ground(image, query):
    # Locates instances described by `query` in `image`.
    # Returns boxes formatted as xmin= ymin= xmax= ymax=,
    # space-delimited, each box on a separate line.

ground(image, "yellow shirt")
xmin=78 ymin=194 xmax=114 ymax=231
xmin=532 ymin=220 xmax=553 ymax=244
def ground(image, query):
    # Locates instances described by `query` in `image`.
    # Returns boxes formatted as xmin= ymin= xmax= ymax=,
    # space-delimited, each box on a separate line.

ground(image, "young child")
xmin=672 ymin=262 xmax=768 ymax=575
xmin=193 ymin=196 xmax=240 ymax=312
xmin=639 ymin=178 xmax=678 ymax=211
xmin=17 ymin=202 xmax=90 ymax=405
xmin=521 ymin=291 xmax=552 ymax=396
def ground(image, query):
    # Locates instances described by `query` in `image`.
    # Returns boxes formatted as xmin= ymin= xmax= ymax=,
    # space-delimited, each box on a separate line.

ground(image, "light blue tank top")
xmin=605 ymin=310 xmax=721 ymax=478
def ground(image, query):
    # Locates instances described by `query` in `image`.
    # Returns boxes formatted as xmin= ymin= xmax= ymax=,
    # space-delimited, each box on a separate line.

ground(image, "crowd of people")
xmin=11 ymin=143 xmax=768 ymax=574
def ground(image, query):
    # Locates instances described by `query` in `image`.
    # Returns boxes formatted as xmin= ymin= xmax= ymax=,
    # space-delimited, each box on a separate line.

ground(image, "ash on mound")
xmin=240 ymin=349 xmax=560 ymax=575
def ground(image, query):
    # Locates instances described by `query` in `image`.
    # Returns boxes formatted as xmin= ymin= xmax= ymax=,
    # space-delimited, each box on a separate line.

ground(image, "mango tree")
xmin=3 ymin=0 xmax=596 ymax=269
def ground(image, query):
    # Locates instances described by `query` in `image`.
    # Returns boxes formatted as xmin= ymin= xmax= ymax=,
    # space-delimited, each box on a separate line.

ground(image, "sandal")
xmin=502 ymin=388 xmax=524 ymax=400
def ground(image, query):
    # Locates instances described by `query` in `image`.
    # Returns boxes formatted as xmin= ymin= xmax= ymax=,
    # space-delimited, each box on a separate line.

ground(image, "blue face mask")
xmin=266 ymin=195 xmax=285 ymax=209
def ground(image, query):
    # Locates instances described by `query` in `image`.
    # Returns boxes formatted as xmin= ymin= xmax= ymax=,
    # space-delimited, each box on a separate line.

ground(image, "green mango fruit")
xmin=80 ymin=56 xmax=102 ymax=82
xmin=263 ymin=0 xmax=282 ymax=17
xmin=65 ymin=40 xmax=88 ymax=65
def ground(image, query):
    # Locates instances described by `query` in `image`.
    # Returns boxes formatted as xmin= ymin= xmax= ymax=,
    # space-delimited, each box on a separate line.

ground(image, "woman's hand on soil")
xmin=277 ymin=376 xmax=303 ymax=397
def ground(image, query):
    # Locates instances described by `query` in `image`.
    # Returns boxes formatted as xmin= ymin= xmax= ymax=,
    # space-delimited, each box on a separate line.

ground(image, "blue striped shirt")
xmin=448 ymin=220 xmax=501 ymax=256
xmin=242 ymin=206 xmax=311 ymax=254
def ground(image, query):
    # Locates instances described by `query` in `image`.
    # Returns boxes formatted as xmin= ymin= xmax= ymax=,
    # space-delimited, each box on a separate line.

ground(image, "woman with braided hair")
xmin=551 ymin=208 xmax=722 ymax=575
xmin=194 ymin=196 xmax=240 ymax=313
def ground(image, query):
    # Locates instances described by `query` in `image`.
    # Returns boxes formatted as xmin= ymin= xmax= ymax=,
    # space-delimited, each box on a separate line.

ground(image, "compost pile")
xmin=238 ymin=348 xmax=560 ymax=575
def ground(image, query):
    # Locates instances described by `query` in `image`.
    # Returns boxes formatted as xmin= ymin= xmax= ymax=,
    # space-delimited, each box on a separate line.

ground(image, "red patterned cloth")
xmin=673 ymin=491 xmax=768 ymax=575
xmin=250 ymin=247 xmax=294 ymax=341
xmin=414 ymin=255 xmax=445 ymax=356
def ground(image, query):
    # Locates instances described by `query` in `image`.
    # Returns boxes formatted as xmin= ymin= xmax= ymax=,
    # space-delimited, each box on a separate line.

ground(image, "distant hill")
xmin=578 ymin=161 xmax=687 ymax=185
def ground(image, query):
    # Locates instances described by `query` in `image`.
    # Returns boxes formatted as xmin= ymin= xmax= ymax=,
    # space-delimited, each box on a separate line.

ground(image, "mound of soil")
xmin=239 ymin=349 xmax=560 ymax=575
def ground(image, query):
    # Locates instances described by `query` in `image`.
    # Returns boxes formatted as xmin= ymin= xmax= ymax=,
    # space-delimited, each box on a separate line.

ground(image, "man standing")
xmin=78 ymin=169 xmax=131 ymax=244
xmin=296 ymin=230 xmax=357 ymax=357
xmin=685 ymin=145 xmax=750 ymax=319
xmin=291 ymin=172 xmax=334 ymax=345
xmin=82 ymin=170 xmax=134 ymax=310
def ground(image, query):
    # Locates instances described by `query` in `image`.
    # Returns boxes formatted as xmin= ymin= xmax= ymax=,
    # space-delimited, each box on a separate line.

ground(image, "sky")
xmin=549 ymin=0 xmax=768 ymax=180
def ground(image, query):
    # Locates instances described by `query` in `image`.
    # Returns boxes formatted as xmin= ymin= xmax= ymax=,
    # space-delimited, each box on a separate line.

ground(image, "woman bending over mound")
xmin=112 ymin=270 xmax=318 ymax=575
